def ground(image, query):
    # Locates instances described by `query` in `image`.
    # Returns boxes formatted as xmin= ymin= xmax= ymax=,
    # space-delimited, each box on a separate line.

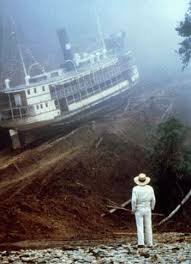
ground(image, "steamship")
xmin=0 ymin=29 xmax=139 ymax=148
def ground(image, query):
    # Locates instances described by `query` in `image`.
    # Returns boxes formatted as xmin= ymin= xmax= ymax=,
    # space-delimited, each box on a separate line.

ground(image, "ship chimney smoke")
xmin=57 ymin=28 xmax=74 ymax=71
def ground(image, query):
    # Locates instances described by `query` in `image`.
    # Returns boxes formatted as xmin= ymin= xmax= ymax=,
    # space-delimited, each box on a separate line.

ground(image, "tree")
xmin=176 ymin=1 xmax=191 ymax=68
xmin=149 ymin=118 xmax=191 ymax=212
xmin=0 ymin=4 xmax=3 ymax=80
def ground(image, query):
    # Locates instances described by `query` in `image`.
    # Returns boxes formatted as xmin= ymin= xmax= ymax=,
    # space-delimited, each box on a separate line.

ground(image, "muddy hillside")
xmin=0 ymin=83 xmax=191 ymax=244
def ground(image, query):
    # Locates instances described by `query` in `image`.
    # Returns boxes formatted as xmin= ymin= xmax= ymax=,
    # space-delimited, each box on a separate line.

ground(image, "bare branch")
xmin=157 ymin=189 xmax=191 ymax=226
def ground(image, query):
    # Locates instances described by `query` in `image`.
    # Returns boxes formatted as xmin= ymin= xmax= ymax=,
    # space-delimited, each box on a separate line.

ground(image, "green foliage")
xmin=176 ymin=1 xmax=191 ymax=68
xmin=149 ymin=118 xmax=191 ymax=211
xmin=177 ymin=146 xmax=191 ymax=179
xmin=152 ymin=118 xmax=186 ymax=175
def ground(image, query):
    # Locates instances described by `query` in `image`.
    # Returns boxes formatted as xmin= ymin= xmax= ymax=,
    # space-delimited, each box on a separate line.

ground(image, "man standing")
xmin=131 ymin=173 xmax=156 ymax=248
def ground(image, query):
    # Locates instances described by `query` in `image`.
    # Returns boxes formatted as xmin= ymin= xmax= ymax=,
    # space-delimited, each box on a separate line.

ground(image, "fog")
xmin=1 ymin=0 xmax=189 ymax=83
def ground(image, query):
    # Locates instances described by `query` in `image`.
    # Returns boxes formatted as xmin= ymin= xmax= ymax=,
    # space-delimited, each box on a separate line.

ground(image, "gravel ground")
xmin=0 ymin=242 xmax=190 ymax=264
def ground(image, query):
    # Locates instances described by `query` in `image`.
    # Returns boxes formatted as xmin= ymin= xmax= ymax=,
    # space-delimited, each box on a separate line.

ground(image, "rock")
xmin=1 ymin=257 xmax=10 ymax=264
xmin=123 ymin=244 xmax=133 ymax=253
xmin=0 ymin=239 xmax=190 ymax=263
xmin=150 ymin=254 xmax=163 ymax=262
xmin=36 ymin=258 xmax=47 ymax=264
xmin=8 ymin=255 xmax=20 ymax=263
xmin=177 ymin=255 xmax=185 ymax=262
xmin=172 ymin=246 xmax=180 ymax=252
xmin=1 ymin=251 xmax=7 ymax=256
xmin=139 ymin=249 xmax=150 ymax=258
xmin=21 ymin=256 xmax=38 ymax=262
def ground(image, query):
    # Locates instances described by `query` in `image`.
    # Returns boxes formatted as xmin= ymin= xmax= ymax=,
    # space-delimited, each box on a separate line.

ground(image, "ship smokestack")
xmin=57 ymin=28 xmax=74 ymax=71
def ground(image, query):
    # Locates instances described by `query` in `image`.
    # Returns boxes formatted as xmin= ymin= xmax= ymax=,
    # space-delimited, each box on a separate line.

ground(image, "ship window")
xmin=106 ymin=80 xmax=111 ymax=86
xmin=40 ymin=104 xmax=43 ymax=109
xmin=70 ymin=81 xmax=74 ymax=87
xmin=14 ymin=94 xmax=22 ymax=106
xmin=27 ymin=89 xmax=30 ymax=95
xmin=42 ymin=86 xmax=45 ymax=92
xmin=54 ymin=100 xmax=58 ymax=106
xmin=100 ymin=82 xmax=107 ymax=90
xmin=45 ymin=102 xmax=48 ymax=107
xmin=112 ymin=77 xmax=118 ymax=85
xmin=64 ymin=82 xmax=70 ymax=88
xmin=30 ymin=75 xmax=47 ymax=83
xmin=36 ymin=105 xmax=39 ymax=110
xmin=65 ymin=88 xmax=69 ymax=94
xmin=74 ymin=93 xmax=80 ymax=101
xmin=51 ymin=72 xmax=59 ymax=78
xmin=67 ymin=96 xmax=74 ymax=103
xmin=119 ymin=73 xmax=123 ymax=81
xmin=71 ymin=80 xmax=77 ymax=86
xmin=87 ymin=87 xmax=93 ymax=94
xmin=79 ymin=78 xmax=85 ymax=86
xmin=81 ymin=90 xmax=87 ymax=98
xmin=93 ymin=85 xmax=99 ymax=91
xmin=34 ymin=88 xmax=37 ymax=93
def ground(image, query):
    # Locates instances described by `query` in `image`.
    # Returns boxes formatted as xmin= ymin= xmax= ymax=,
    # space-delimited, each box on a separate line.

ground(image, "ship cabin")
xmin=0 ymin=49 xmax=139 ymax=130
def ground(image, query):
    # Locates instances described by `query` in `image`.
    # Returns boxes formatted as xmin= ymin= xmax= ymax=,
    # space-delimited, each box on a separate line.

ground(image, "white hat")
xmin=134 ymin=173 xmax=150 ymax=186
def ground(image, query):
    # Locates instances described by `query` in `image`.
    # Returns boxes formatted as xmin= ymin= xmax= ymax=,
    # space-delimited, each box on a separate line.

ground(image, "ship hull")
xmin=1 ymin=80 xmax=135 ymax=132
xmin=14 ymin=83 xmax=135 ymax=147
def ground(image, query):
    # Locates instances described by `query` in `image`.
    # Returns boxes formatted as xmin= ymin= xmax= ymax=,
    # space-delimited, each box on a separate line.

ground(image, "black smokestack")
xmin=57 ymin=28 xmax=74 ymax=71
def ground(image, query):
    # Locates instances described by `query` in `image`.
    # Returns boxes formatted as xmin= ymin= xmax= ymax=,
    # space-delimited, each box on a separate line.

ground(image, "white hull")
xmin=1 ymin=79 xmax=134 ymax=131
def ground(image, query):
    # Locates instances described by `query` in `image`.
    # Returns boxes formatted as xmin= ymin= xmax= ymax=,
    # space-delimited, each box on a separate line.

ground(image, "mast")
xmin=11 ymin=17 xmax=28 ymax=83
xmin=18 ymin=42 xmax=28 ymax=78
xmin=95 ymin=8 xmax=106 ymax=50
xmin=0 ymin=4 xmax=4 ymax=84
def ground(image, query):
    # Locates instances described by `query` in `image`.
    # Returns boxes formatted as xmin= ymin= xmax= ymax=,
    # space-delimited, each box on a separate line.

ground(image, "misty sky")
xmin=1 ymin=0 xmax=189 ymax=81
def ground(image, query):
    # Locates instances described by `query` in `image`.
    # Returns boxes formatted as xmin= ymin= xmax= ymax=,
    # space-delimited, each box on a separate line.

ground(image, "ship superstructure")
xmin=0 ymin=28 xmax=139 ymax=148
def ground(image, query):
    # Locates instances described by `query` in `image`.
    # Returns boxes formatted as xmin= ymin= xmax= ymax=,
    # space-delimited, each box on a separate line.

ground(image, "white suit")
xmin=131 ymin=185 xmax=156 ymax=246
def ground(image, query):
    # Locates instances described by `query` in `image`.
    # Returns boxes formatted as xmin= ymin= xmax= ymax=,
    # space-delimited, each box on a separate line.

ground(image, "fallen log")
xmin=157 ymin=188 xmax=191 ymax=226
xmin=101 ymin=199 xmax=133 ymax=217
xmin=96 ymin=137 xmax=103 ymax=149
xmin=106 ymin=205 xmax=164 ymax=216
xmin=107 ymin=205 xmax=132 ymax=212
xmin=101 ymin=199 xmax=131 ymax=217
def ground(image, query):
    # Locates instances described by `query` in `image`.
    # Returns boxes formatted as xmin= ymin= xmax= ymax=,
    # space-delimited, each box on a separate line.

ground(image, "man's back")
xmin=132 ymin=185 xmax=156 ymax=210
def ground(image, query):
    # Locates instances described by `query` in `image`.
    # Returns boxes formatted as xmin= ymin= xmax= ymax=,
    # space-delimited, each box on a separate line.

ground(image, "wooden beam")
xmin=101 ymin=199 xmax=131 ymax=217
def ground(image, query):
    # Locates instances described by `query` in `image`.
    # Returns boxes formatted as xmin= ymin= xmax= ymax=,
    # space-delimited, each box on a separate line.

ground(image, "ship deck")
xmin=1 ymin=53 xmax=129 ymax=93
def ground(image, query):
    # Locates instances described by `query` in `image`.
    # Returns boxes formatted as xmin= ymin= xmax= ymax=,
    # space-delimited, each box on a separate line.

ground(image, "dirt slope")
xmin=0 ymin=83 xmax=191 ymax=244
xmin=0 ymin=111 xmax=150 ymax=243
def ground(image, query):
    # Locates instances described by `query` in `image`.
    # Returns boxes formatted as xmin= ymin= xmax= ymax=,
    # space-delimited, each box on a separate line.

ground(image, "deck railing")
xmin=1 ymin=106 xmax=30 ymax=120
